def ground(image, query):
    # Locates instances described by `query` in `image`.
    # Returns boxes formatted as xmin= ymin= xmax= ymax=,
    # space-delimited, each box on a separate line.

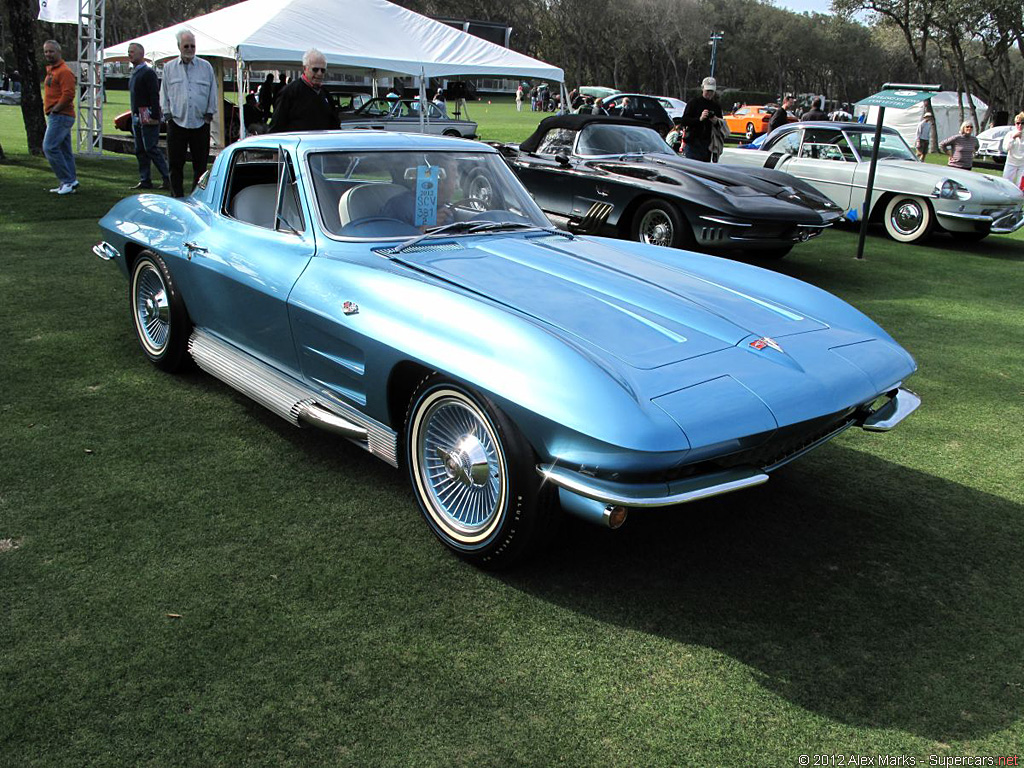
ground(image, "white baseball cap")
xmin=701 ymin=77 xmax=717 ymax=92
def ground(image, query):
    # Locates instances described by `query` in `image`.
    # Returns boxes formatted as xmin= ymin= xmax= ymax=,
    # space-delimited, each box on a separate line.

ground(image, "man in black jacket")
xmin=678 ymin=76 xmax=724 ymax=162
xmin=769 ymin=94 xmax=796 ymax=133
xmin=127 ymin=42 xmax=170 ymax=190
xmin=269 ymin=48 xmax=338 ymax=133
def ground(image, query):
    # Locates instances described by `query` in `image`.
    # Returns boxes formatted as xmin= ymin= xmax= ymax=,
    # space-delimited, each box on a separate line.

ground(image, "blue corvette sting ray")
xmin=95 ymin=132 xmax=920 ymax=567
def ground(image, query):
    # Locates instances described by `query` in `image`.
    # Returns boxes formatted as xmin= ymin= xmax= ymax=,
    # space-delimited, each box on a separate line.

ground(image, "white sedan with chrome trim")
xmin=720 ymin=121 xmax=1024 ymax=244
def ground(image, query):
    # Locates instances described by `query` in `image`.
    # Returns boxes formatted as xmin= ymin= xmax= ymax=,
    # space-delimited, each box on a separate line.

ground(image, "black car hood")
xmin=586 ymin=154 xmax=838 ymax=216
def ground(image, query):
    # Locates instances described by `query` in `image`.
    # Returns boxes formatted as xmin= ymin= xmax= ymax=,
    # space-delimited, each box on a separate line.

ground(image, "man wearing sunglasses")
xmin=269 ymin=48 xmax=339 ymax=133
xmin=159 ymin=29 xmax=218 ymax=197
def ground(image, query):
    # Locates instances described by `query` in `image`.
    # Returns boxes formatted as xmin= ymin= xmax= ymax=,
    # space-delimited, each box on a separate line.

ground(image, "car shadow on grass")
xmin=501 ymin=443 xmax=1024 ymax=743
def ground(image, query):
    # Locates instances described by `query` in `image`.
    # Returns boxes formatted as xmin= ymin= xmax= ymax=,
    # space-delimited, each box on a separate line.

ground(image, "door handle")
xmin=184 ymin=241 xmax=208 ymax=260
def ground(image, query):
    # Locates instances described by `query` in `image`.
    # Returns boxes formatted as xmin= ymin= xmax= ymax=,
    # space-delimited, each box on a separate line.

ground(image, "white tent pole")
xmin=372 ymin=72 xmax=378 ymax=98
xmin=236 ymin=56 xmax=246 ymax=140
xmin=419 ymin=67 xmax=426 ymax=134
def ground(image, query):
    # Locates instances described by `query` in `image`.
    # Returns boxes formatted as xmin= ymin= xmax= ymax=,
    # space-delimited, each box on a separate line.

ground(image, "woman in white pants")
xmin=1002 ymin=111 xmax=1024 ymax=189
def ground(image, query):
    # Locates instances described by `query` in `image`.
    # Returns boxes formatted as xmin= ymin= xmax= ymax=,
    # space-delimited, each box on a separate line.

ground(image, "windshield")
xmin=307 ymin=150 xmax=550 ymax=239
xmin=843 ymin=130 xmax=917 ymax=162
xmin=576 ymin=124 xmax=674 ymax=157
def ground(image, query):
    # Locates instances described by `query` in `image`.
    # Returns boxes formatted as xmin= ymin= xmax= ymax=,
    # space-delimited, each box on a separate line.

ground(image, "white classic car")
xmin=721 ymin=121 xmax=1024 ymax=244
xmin=337 ymin=97 xmax=477 ymax=138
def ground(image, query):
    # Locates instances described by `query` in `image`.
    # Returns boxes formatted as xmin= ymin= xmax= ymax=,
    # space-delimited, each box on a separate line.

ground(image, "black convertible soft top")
xmin=518 ymin=114 xmax=649 ymax=153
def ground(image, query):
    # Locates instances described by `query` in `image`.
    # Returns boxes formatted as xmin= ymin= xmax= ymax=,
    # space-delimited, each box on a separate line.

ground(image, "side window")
xmin=767 ymin=130 xmax=802 ymax=156
xmin=223 ymin=147 xmax=304 ymax=234
xmin=428 ymin=102 xmax=445 ymax=119
xmin=799 ymin=129 xmax=854 ymax=161
xmin=536 ymin=128 xmax=578 ymax=155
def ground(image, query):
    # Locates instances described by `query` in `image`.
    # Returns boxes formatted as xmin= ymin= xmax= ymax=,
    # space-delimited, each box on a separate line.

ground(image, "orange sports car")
xmin=723 ymin=105 xmax=796 ymax=140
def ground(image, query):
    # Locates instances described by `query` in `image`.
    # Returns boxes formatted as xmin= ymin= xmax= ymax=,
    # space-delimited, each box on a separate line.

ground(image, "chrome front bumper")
xmin=936 ymin=207 xmax=1024 ymax=234
xmin=537 ymin=387 xmax=920 ymax=520
xmin=93 ymin=241 xmax=119 ymax=261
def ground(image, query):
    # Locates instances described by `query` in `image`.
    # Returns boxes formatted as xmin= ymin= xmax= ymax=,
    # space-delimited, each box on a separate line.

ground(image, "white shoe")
xmin=49 ymin=185 xmax=62 ymax=192
xmin=56 ymin=183 xmax=76 ymax=195
xmin=70 ymin=180 xmax=80 ymax=191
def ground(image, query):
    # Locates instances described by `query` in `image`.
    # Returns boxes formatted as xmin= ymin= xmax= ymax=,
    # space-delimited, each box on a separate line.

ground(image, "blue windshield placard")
xmin=415 ymin=166 xmax=440 ymax=226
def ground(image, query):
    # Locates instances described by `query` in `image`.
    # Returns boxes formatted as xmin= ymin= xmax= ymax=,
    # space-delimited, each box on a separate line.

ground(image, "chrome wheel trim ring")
xmin=412 ymin=390 xmax=507 ymax=544
xmin=639 ymin=208 xmax=674 ymax=247
xmin=133 ymin=262 xmax=170 ymax=356
xmin=891 ymin=200 xmax=924 ymax=235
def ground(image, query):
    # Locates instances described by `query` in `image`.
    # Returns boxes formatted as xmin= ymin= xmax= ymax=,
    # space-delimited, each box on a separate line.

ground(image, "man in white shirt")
xmin=159 ymin=29 xmax=218 ymax=197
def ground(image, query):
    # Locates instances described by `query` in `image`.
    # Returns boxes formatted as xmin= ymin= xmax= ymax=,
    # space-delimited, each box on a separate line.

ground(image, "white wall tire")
xmin=882 ymin=195 xmax=934 ymax=243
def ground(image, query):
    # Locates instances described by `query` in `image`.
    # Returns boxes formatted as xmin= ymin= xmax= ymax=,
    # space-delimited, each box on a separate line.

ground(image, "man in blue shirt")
xmin=127 ymin=42 xmax=170 ymax=191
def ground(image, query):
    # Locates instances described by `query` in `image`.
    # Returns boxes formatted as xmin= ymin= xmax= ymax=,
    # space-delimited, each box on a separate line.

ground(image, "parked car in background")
xmin=720 ymin=121 xmax=1024 ymax=243
xmin=323 ymin=87 xmax=370 ymax=114
xmin=599 ymin=93 xmax=673 ymax=135
xmin=579 ymin=85 xmax=620 ymax=100
xmin=499 ymin=115 xmax=842 ymax=258
xmin=656 ymin=96 xmax=687 ymax=120
xmin=975 ymin=125 xmax=1013 ymax=168
xmin=94 ymin=130 xmax=920 ymax=567
xmin=338 ymin=97 xmax=477 ymax=138
xmin=723 ymin=104 xmax=797 ymax=140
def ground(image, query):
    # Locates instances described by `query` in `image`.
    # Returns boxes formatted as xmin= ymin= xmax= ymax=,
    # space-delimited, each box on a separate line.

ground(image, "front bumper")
xmin=936 ymin=206 xmax=1024 ymax=234
xmin=538 ymin=387 xmax=920 ymax=522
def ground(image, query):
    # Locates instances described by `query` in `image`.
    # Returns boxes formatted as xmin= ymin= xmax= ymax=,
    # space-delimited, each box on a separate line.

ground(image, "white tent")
xmin=856 ymin=91 xmax=989 ymax=148
xmin=104 ymin=0 xmax=563 ymax=81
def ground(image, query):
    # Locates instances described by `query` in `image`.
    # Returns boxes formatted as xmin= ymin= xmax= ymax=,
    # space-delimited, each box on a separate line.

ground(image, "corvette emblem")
xmin=343 ymin=301 xmax=359 ymax=316
xmin=750 ymin=336 xmax=783 ymax=353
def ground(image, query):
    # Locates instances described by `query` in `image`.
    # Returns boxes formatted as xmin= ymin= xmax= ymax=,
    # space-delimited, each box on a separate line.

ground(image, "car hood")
xmin=392 ymin=233 xmax=828 ymax=370
xmin=591 ymin=155 xmax=839 ymax=217
xmin=870 ymin=160 xmax=1023 ymax=199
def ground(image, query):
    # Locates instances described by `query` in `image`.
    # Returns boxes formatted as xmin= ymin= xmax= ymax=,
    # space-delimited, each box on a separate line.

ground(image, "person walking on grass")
xmin=42 ymin=40 xmax=78 ymax=195
xmin=127 ymin=42 xmax=170 ymax=191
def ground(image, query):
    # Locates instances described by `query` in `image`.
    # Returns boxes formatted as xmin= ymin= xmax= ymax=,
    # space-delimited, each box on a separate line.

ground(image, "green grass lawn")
xmin=1 ymin=101 xmax=1023 ymax=767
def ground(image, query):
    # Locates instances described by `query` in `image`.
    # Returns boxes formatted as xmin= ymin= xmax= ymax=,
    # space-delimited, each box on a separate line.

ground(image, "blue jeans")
xmin=43 ymin=114 xmax=76 ymax=185
xmin=132 ymin=117 xmax=169 ymax=184
xmin=683 ymin=142 xmax=712 ymax=162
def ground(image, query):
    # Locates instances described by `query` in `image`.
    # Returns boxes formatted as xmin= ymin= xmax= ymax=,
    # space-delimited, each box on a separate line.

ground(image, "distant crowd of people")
xmin=33 ymin=35 xmax=1024 ymax=194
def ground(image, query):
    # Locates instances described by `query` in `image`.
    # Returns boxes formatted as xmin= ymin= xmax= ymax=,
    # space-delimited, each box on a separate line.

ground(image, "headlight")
xmin=934 ymin=179 xmax=972 ymax=201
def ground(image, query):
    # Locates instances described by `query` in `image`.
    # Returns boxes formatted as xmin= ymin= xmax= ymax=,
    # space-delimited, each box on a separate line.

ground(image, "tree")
xmin=1 ymin=0 xmax=45 ymax=153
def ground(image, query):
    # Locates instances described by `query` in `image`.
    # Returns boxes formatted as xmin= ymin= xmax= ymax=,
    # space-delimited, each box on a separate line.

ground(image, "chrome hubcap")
xmin=416 ymin=395 xmax=504 ymax=539
xmin=135 ymin=265 xmax=170 ymax=352
xmin=892 ymin=201 xmax=924 ymax=235
xmin=639 ymin=209 xmax=673 ymax=246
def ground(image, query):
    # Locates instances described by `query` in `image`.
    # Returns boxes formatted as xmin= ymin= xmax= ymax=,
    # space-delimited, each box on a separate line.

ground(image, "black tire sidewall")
xmin=129 ymin=251 xmax=190 ymax=372
xmin=632 ymin=199 xmax=689 ymax=249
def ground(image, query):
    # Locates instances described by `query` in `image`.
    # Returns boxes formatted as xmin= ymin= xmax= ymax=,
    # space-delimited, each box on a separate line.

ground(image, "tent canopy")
xmin=856 ymin=91 xmax=990 ymax=149
xmin=104 ymin=0 xmax=563 ymax=82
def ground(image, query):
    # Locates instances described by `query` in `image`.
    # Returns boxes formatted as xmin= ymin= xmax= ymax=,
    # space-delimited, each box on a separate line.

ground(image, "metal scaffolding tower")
xmin=76 ymin=0 xmax=104 ymax=154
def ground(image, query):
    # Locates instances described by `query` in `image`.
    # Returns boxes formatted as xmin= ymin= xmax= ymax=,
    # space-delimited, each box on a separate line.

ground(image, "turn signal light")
xmin=605 ymin=505 xmax=628 ymax=530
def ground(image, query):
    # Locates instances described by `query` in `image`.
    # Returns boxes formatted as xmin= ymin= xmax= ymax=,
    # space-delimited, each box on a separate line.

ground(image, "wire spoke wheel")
xmin=638 ymin=207 xmax=675 ymax=247
xmin=133 ymin=263 xmax=170 ymax=355
xmin=411 ymin=388 xmax=507 ymax=545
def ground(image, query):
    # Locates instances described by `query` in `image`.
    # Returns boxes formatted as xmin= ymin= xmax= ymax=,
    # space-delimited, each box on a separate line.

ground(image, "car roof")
xmin=518 ymin=114 xmax=653 ymax=153
xmin=231 ymin=131 xmax=493 ymax=154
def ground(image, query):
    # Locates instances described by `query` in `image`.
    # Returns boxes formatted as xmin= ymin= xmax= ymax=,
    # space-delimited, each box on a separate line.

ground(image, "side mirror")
xmin=555 ymin=154 xmax=571 ymax=167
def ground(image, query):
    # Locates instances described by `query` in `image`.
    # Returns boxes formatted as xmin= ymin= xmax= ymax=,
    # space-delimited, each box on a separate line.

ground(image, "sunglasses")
xmin=310 ymin=67 xmax=326 ymax=73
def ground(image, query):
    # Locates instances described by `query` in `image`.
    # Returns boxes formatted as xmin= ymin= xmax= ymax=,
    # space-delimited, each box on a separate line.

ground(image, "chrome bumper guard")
xmin=537 ymin=464 xmax=769 ymax=509
xmin=936 ymin=208 xmax=1024 ymax=234
xmin=858 ymin=387 xmax=921 ymax=432
xmin=93 ymin=241 xmax=119 ymax=261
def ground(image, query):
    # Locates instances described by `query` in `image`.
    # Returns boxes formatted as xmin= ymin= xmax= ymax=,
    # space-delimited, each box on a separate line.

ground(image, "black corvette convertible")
xmin=498 ymin=115 xmax=843 ymax=258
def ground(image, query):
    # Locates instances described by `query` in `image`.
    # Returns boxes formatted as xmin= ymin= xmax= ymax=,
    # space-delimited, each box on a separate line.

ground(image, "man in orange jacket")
xmin=42 ymin=40 xmax=78 ymax=195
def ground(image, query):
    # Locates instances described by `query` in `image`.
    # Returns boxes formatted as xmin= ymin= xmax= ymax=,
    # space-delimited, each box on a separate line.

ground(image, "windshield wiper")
xmin=391 ymin=221 xmax=571 ymax=254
